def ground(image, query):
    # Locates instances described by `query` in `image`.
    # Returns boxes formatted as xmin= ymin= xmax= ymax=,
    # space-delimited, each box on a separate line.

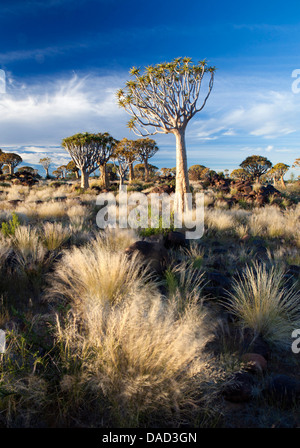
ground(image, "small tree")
xmin=270 ymin=163 xmax=290 ymax=188
xmin=112 ymin=149 xmax=129 ymax=187
xmin=66 ymin=160 xmax=80 ymax=179
xmin=17 ymin=166 xmax=35 ymax=174
xmin=188 ymin=164 xmax=209 ymax=181
xmin=52 ymin=168 xmax=64 ymax=179
xmin=240 ymin=155 xmax=272 ymax=182
xmin=0 ymin=152 xmax=22 ymax=175
xmin=114 ymin=138 xmax=138 ymax=184
xmin=135 ymin=138 xmax=159 ymax=181
xmin=117 ymin=57 xmax=215 ymax=208
xmin=56 ymin=165 xmax=68 ymax=179
xmin=292 ymin=157 xmax=300 ymax=168
xmin=230 ymin=168 xmax=251 ymax=181
xmin=62 ymin=132 xmax=113 ymax=189
xmin=134 ymin=163 xmax=158 ymax=179
xmin=98 ymin=133 xmax=117 ymax=189
xmin=39 ymin=157 xmax=52 ymax=178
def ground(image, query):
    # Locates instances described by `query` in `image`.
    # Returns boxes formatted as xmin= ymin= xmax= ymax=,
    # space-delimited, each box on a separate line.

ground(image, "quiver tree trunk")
xmin=100 ymin=163 xmax=109 ymax=188
xmin=174 ymin=129 xmax=190 ymax=211
xmin=81 ymin=168 xmax=89 ymax=189
xmin=144 ymin=158 xmax=149 ymax=182
xmin=129 ymin=162 xmax=134 ymax=183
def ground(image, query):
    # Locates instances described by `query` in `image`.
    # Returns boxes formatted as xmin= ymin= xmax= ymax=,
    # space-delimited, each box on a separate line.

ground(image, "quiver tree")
xmin=66 ymin=160 xmax=80 ymax=179
xmin=188 ymin=164 xmax=209 ymax=181
xmin=0 ymin=152 xmax=22 ymax=175
xmin=135 ymin=138 xmax=159 ymax=181
xmin=270 ymin=163 xmax=290 ymax=188
xmin=240 ymin=155 xmax=272 ymax=182
xmin=98 ymin=133 xmax=117 ymax=189
xmin=117 ymin=56 xmax=215 ymax=208
xmin=230 ymin=168 xmax=251 ymax=181
xmin=292 ymin=158 xmax=300 ymax=168
xmin=113 ymin=138 xmax=138 ymax=183
xmin=112 ymin=146 xmax=129 ymax=187
xmin=62 ymin=132 xmax=115 ymax=189
xmin=39 ymin=157 xmax=51 ymax=178
xmin=134 ymin=163 xmax=158 ymax=179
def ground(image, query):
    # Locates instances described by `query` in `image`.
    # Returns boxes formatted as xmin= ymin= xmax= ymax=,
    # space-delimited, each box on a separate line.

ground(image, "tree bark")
xmin=129 ymin=162 xmax=134 ymax=183
xmin=174 ymin=129 xmax=190 ymax=209
xmin=81 ymin=169 xmax=89 ymax=189
xmin=144 ymin=158 xmax=149 ymax=182
xmin=100 ymin=163 xmax=109 ymax=189
xmin=280 ymin=175 xmax=286 ymax=188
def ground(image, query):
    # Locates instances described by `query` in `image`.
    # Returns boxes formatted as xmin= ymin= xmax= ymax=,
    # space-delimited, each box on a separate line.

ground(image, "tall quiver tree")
xmin=240 ymin=155 xmax=272 ymax=183
xmin=39 ymin=157 xmax=51 ymax=178
xmin=62 ymin=132 xmax=110 ymax=189
xmin=0 ymin=152 xmax=22 ymax=175
xmin=98 ymin=133 xmax=117 ymax=189
xmin=135 ymin=138 xmax=158 ymax=181
xmin=117 ymin=57 xmax=215 ymax=208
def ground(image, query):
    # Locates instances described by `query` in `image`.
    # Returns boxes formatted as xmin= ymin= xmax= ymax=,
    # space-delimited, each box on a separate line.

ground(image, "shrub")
xmin=1 ymin=212 xmax=21 ymax=237
xmin=225 ymin=262 xmax=300 ymax=349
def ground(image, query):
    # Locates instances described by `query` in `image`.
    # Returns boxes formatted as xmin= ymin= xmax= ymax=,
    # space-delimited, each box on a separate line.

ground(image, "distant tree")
xmin=97 ymin=133 xmax=117 ymax=189
xmin=52 ymin=169 xmax=62 ymax=179
xmin=270 ymin=163 xmax=290 ymax=188
xmin=104 ymin=162 xmax=117 ymax=181
xmin=292 ymin=157 xmax=300 ymax=168
xmin=117 ymin=57 xmax=215 ymax=209
xmin=135 ymin=138 xmax=159 ymax=181
xmin=17 ymin=166 xmax=35 ymax=174
xmin=39 ymin=157 xmax=52 ymax=178
xmin=240 ymin=155 xmax=272 ymax=182
xmin=230 ymin=168 xmax=251 ymax=181
xmin=56 ymin=165 xmax=68 ymax=178
xmin=111 ymin=149 xmax=129 ymax=187
xmin=66 ymin=160 xmax=80 ymax=179
xmin=188 ymin=164 xmax=209 ymax=181
xmin=114 ymin=138 xmax=139 ymax=183
xmin=0 ymin=152 xmax=22 ymax=175
xmin=62 ymin=132 xmax=114 ymax=189
xmin=160 ymin=167 xmax=176 ymax=177
xmin=134 ymin=163 xmax=158 ymax=179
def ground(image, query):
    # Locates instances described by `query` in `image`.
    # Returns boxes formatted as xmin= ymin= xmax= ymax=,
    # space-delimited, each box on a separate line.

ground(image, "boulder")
xmin=164 ymin=231 xmax=187 ymax=249
xmin=125 ymin=240 xmax=169 ymax=275
xmin=241 ymin=353 xmax=267 ymax=374
xmin=223 ymin=371 xmax=254 ymax=403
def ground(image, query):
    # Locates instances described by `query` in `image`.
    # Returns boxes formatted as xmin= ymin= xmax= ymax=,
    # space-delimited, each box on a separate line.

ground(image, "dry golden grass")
xmin=55 ymin=289 xmax=219 ymax=427
xmin=225 ymin=261 xmax=300 ymax=349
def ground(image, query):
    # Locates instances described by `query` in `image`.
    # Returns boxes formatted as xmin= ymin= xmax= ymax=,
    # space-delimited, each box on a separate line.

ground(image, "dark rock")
xmin=241 ymin=353 xmax=267 ymax=374
xmin=125 ymin=240 xmax=169 ymax=275
xmin=149 ymin=184 xmax=174 ymax=194
xmin=223 ymin=371 xmax=254 ymax=403
xmin=164 ymin=231 xmax=187 ymax=249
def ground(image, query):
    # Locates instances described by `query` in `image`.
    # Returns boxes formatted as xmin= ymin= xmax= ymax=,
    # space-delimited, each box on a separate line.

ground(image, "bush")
xmin=1 ymin=212 xmax=21 ymax=237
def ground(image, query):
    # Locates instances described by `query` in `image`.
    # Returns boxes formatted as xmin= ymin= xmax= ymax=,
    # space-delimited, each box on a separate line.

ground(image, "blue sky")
xmin=0 ymin=0 xmax=300 ymax=176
